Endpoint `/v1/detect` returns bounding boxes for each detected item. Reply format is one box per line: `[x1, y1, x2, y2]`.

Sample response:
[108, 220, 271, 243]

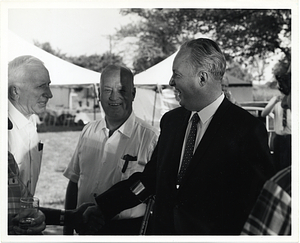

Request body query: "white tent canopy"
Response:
[134, 50, 250, 88]
[134, 52, 177, 86]
[7, 31, 171, 127]
[7, 33, 252, 127]
[8, 30, 100, 86]
[133, 50, 253, 127]
[133, 52, 180, 127]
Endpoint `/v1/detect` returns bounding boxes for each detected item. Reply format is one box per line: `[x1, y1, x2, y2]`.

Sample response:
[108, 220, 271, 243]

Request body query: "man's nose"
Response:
[169, 76, 175, 86]
[44, 87, 53, 99]
[109, 89, 118, 100]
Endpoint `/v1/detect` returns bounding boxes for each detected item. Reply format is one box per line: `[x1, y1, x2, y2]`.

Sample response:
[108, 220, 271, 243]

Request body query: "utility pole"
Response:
[108, 35, 112, 55]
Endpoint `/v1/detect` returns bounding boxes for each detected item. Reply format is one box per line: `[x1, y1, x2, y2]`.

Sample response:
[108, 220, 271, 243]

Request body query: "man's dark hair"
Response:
[276, 72, 291, 95]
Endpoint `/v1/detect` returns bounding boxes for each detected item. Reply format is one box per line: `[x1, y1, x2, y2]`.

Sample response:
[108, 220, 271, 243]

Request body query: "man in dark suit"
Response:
[81, 38, 275, 235]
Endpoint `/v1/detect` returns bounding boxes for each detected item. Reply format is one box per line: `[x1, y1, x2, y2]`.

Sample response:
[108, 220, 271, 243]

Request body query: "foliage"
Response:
[67, 52, 124, 73]
[34, 41, 125, 73]
[116, 9, 194, 73]
[226, 60, 253, 82]
[116, 8, 291, 78]
[202, 9, 291, 59]
[33, 41, 67, 59]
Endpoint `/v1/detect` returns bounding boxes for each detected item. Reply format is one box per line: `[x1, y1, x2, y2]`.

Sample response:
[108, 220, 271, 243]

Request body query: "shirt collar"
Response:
[118, 112, 135, 138]
[8, 100, 33, 129]
[102, 111, 136, 138]
[191, 93, 225, 124]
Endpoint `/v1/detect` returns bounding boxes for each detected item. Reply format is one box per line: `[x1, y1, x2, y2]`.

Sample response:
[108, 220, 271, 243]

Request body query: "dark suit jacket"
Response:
[96, 98, 275, 235]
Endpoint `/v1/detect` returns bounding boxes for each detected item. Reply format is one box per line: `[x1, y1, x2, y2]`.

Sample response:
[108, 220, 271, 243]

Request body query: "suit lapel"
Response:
[169, 109, 191, 182]
[179, 98, 232, 186]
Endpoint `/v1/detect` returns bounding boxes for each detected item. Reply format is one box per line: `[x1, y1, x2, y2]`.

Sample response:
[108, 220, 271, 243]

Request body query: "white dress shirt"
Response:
[272, 102, 291, 135]
[179, 94, 225, 171]
[64, 112, 158, 219]
[8, 100, 43, 196]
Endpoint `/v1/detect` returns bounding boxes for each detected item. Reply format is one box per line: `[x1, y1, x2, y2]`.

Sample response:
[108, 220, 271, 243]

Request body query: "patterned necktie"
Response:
[177, 113, 200, 185]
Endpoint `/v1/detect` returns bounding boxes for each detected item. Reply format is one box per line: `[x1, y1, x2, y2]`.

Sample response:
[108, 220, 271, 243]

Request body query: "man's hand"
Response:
[276, 95, 283, 102]
[78, 205, 106, 235]
[64, 202, 94, 230]
[12, 209, 46, 235]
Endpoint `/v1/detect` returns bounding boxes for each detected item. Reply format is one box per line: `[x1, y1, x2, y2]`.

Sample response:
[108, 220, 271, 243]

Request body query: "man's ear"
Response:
[197, 71, 208, 87]
[8, 85, 19, 101]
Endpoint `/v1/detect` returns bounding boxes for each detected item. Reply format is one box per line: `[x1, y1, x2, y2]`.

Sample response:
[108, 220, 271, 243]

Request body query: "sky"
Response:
[6, 1, 298, 59]
[2, 1, 299, 79]
[8, 8, 137, 56]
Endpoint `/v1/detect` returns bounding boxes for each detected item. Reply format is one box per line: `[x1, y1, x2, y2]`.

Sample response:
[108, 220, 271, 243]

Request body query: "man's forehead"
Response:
[174, 49, 190, 65]
[21, 72, 51, 88]
[173, 52, 194, 74]
[25, 62, 47, 71]
[102, 71, 120, 83]
[26, 64, 48, 75]
[101, 68, 120, 80]
[101, 69, 132, 87]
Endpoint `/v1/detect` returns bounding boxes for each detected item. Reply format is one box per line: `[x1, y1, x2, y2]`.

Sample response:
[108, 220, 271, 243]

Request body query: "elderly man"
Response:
[8, 55, 53, 196]
[63, 64, 158, 235]
[7, 56, 102, 236]
[82, 38, 275, 235]
[8, 55, 52, 235]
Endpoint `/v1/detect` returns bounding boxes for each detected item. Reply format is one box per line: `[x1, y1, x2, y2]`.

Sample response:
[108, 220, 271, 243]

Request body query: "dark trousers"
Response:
[273, 134, 291, 171]
[97, 216, 144, 235]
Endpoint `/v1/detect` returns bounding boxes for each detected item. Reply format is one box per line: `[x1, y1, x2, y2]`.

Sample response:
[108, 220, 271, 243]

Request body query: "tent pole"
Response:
[69, 88, 72, 110]
[93, 84, 97, 120]
[152, 85, 158, 126]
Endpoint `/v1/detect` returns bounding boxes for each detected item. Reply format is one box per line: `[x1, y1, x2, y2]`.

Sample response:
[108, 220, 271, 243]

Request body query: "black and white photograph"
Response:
[1, 0, 299, 242]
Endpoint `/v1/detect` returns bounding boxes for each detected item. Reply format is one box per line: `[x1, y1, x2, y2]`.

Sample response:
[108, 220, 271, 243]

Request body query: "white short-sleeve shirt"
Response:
[272, 102, 291, 135]
[64, 112, 158, 219]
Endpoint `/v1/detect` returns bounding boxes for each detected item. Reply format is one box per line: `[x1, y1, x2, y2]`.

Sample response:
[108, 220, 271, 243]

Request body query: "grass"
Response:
[34, 129, 82, 235]
[35, 130, 82, 209]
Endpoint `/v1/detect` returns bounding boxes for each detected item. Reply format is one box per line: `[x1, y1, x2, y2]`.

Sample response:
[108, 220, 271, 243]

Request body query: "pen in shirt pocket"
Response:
[38, 140, 43, 151]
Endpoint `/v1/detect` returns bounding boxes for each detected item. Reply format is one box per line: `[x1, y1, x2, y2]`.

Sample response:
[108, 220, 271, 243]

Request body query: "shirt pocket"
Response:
[118, 156, 145, 181]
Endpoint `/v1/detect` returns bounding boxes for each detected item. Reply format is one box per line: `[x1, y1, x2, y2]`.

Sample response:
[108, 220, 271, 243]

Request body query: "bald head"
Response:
[101, 64, 134, 88]
[99, 64, 136, 129]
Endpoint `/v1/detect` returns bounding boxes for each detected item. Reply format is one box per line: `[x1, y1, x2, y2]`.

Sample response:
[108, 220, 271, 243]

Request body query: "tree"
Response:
[226, 59, 253, 83]
[116, 8, 291, 77]
[67, 52, 125, 73]
[201, 9, 291, 59]
[34, 41, 67, 59]
[116, 9, 196, 73]
[34, 41, 125, 73]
